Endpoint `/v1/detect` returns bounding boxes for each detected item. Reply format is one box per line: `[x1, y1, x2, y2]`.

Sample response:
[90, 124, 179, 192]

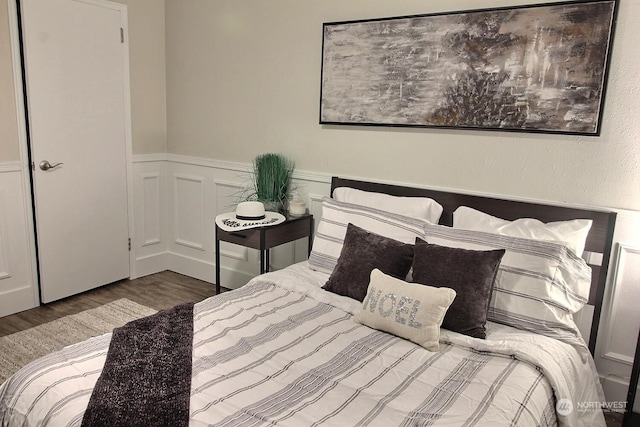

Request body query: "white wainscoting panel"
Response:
[132, 158, 168, 278]
[573, 305, 594, 349]
[594, 209, 640, 409]
[214, 179, 248, 263]
[173, 173, 206, 250]
[141, 173, 162, 247]
[0, 166, 39, 317]
[602, 244, 640, 365]
[159, 155, 332, 289]
[0, 187, 11, 280]
[165, 159, 237, 287]
[3, 1, 40, 317]
[308, 193, 325, 220]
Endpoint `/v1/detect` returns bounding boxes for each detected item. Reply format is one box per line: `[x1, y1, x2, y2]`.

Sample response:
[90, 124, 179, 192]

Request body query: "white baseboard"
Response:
[166, 252, 254, 290]
[0, 285, 39, 318]
[601, 374, 640, 411]
[132, 252, 169, 279]
[135, 251, 256, 291]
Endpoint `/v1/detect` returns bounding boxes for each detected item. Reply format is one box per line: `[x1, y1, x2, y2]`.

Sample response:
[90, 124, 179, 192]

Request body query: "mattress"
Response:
[0, 262, 606, 426]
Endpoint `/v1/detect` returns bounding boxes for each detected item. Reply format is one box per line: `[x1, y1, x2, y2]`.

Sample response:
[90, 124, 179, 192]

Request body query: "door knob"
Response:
[39, 160, 64, 171]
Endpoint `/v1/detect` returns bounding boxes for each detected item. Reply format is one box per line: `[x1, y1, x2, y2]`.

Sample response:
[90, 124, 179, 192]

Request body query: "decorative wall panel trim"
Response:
[308, 193, 325, 227]
[132, 155, 619, 211]
[601, 243, 640, 365]
[8, 0, 40, 312]
[213, 179, 247, 210]
[133, 252, 168, 279]
[218, 245, 249, 262]
[141, 173, 162, 246]
[173, 173, 206, 250]
[214, 179, 249, 262]
[0, 187, 11, 280]
[0, 162, 22, 173]
[132, 153, 168, 163]
[0, 168, 39, 316]
[169, 154, 249, 174]
[167, 154, 331, 185]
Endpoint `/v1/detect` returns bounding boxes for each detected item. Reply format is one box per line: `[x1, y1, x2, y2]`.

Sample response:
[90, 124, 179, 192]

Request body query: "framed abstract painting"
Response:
[320, 0, 618, 135]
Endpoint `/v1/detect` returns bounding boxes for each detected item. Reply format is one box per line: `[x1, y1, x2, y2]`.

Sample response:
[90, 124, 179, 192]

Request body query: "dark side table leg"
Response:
[215, 226, 221, 295]
[308, 217, 314, 255]
[265, 250, 270, 273]
[260, 228, 267, 274]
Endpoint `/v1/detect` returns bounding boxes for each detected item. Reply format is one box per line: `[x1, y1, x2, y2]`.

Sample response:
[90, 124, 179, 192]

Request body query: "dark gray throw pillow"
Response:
[411, 238, 505, 339]
[322, 223, 414, 302]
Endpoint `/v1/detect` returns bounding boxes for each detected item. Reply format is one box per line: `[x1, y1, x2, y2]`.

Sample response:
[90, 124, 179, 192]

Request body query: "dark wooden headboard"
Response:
[330, 177, 617, 354]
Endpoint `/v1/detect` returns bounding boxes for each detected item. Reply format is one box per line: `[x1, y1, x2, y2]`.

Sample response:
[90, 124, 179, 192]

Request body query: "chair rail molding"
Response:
[0, 162, 22, 173]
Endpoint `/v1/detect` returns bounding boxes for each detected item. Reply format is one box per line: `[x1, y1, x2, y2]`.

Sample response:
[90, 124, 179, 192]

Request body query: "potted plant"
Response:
[245, 153, 294, 212]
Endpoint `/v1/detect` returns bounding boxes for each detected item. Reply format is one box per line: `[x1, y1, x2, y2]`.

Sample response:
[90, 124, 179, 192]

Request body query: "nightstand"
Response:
[214, 213, 313, 294]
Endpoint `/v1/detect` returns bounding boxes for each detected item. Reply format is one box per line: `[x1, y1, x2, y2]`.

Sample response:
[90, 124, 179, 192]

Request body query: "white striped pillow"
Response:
[422, 223, 592, 344]
[453, 206, 592, 257]
[333, 187, 443, 222]
[308, 197, 429, 275]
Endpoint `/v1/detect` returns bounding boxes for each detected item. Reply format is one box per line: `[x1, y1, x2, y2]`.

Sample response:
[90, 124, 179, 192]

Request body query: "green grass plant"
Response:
[247, 153, 294, 205]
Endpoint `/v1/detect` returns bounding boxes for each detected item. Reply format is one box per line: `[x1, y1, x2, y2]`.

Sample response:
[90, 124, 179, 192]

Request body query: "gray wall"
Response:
[2, 0, 638, 206]
[165, 0, 640, 211]
[0, 0, 20, 162]
[0, 0, 167, 160]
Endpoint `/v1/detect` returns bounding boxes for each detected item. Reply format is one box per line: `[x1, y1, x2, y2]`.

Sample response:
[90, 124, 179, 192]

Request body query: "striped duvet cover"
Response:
[0, 263, 606, 426]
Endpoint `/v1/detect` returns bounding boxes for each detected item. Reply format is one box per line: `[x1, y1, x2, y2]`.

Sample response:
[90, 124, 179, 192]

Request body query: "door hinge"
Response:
[128, 238, 131, 251]
[120, 28, 124, 43]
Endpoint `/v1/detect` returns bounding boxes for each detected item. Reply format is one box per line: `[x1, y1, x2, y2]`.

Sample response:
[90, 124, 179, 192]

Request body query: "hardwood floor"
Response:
[0, 271, 224, 338]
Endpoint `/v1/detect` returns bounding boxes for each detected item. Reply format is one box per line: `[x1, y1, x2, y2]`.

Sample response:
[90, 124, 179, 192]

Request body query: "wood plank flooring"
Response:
[0, 271, 224, 338]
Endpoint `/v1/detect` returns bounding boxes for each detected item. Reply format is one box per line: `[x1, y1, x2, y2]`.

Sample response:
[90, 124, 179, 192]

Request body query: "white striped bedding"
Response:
[0, 263, 606, 426]
[422, 222, 592, 345]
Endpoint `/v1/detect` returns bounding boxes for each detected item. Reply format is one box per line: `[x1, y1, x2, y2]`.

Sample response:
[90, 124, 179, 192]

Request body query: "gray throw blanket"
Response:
[81, 302, 194, 427]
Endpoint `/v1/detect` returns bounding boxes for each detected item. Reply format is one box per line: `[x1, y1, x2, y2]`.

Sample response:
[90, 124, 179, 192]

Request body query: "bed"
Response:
[0, 177, 617, 426]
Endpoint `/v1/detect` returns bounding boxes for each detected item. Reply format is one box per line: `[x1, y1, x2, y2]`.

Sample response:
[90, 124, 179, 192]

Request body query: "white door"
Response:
[21, 0, 131, 303]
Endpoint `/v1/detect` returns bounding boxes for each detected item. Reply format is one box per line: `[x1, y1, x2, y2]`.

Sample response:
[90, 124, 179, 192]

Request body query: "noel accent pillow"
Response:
[354, 269, 456, 352]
